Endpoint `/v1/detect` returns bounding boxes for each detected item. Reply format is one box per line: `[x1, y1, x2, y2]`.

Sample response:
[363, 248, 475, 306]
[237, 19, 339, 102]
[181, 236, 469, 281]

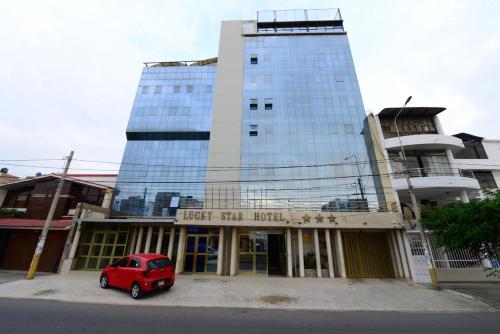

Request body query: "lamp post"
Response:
[344, 154, 365, 200]
[394, 96, 437, 284]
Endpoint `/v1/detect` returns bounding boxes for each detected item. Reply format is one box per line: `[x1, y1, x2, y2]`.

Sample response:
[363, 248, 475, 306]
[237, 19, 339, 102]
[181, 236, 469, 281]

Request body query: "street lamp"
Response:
[393, 96, 437, 284]
[344, 154, 365, 200]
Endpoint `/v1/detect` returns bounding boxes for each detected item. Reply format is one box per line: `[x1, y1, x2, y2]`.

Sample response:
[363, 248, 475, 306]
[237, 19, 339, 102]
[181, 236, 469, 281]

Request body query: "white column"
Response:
[390, 231, 404, 277]
[335, 229, 346, 278]
[128, 227, 138, 254]
[155, 227, 165, 254]
[144, 226, 153, 253]
[396, 230, 411, 278]
[286, 228, 293, 277]
[230, 227, 238, 276]
[167, 226, 176, 258]
[175, 226, 186, 274]
[135, 226, 144, 254]
[217, 227, 225, 276]
[460, 190, 470, 203]
[325, 229, 335, 278]
[297, 228, 305, 278]
[68, 222, 82, 260]
[313, 229, 322, 278]
[101, 188, 114, 209]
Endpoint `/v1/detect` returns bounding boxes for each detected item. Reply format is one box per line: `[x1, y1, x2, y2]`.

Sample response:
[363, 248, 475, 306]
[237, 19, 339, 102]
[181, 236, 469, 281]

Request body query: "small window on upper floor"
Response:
[250, 55, 258, 64]
[250, 99, 258, 110]
[141, 86, 149, 94]
[249, 125, 258, 136]
[186, 85, 194, 93]
[264, 98, 273, 110]
[173, 85, 181, 93]
[154, 85, 162, 94]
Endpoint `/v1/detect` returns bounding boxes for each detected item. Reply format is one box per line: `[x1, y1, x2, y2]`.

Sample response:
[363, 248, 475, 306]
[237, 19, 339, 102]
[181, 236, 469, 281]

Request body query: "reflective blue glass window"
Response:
[240, 34, 381, 211]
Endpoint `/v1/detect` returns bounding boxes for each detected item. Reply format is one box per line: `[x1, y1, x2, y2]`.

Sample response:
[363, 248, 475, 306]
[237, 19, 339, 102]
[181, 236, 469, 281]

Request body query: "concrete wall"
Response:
[205, 20, 248, 208]
[436, 268, 499, 282]
[366, 114, 400, 211]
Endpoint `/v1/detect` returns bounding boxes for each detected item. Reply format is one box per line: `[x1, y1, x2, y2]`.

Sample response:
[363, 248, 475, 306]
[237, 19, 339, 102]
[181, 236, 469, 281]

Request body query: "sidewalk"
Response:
[0, 271, 495, 312]
[440, 282, 500, 308]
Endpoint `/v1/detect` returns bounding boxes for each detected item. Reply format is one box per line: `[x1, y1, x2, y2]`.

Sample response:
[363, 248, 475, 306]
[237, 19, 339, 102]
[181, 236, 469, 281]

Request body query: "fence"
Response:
[407, 232, 499, 269]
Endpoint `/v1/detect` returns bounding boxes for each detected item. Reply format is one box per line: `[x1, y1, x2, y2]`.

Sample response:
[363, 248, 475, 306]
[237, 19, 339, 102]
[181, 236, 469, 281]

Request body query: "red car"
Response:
[99, 254, 175, 299]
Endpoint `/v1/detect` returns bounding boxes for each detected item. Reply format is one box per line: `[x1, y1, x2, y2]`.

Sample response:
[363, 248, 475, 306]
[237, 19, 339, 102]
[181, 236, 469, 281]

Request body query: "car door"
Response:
[109, 257, 130, 289]
[124, 257, 143, 289]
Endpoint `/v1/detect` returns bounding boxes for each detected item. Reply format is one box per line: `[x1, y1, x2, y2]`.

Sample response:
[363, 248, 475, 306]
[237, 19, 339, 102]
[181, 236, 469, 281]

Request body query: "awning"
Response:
[0, 219, 72, 230]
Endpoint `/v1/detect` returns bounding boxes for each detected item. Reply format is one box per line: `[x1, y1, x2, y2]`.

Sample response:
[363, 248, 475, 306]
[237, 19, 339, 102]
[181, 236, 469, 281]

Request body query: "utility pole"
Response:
[344, 155, 365, 200]
[27, 151, 74, 280]
[394, 97, 438, 284]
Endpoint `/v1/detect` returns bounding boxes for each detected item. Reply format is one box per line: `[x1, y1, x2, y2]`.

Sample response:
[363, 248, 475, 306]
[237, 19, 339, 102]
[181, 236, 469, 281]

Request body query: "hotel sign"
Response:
[182, 210, 286, 222]
[176, 209, 403, 229]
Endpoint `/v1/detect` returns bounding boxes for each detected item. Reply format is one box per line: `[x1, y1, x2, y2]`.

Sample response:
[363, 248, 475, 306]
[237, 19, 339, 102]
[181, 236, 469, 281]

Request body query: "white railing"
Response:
[393, 167, 475, 179]
[408, 233, 500, 269]
[428, 235, 500, 269]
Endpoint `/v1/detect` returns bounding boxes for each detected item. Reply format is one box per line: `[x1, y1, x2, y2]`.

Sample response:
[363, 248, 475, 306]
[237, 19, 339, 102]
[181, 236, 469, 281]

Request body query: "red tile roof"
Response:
[0, 219, 72, 230]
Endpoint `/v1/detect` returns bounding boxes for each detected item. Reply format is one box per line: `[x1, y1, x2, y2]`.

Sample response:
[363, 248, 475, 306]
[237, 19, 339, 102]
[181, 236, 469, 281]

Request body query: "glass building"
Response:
[76, 9, 408, 280]
[240, 34, 379, 210]
[112, 9, 385, 217]
[112, 62, 216, 217]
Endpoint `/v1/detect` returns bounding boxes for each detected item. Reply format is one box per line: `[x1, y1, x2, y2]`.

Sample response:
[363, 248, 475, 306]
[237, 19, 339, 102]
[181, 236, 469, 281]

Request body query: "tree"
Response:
[421, 190, 500, 277]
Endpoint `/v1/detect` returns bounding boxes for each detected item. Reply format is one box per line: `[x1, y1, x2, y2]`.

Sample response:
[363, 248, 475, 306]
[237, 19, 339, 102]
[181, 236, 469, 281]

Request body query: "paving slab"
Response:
[0, 271, 494, 312]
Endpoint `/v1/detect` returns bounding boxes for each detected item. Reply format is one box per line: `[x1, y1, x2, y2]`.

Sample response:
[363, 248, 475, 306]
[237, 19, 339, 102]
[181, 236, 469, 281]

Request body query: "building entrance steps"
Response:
[0, 271, 493, 312]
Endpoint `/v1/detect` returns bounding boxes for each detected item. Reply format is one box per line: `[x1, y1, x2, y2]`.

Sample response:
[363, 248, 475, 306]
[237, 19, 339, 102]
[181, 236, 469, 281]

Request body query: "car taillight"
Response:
[143, 270, 150, 278]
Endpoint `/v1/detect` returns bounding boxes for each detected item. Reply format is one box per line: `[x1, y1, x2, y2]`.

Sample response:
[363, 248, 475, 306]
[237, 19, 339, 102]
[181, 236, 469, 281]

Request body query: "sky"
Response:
[1, 0, 499, 177]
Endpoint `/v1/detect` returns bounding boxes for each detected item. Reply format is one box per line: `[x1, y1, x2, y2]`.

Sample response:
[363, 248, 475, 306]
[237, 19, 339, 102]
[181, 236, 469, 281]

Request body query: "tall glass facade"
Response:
[112, 65, 215, 217]
[240, 34, 381, 210]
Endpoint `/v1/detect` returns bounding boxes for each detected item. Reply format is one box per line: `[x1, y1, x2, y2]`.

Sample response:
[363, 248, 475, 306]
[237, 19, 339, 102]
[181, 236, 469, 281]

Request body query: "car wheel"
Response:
[164, 285, 172, 291]
[131, 283, 142, 299]
[100, 275, 109, 289]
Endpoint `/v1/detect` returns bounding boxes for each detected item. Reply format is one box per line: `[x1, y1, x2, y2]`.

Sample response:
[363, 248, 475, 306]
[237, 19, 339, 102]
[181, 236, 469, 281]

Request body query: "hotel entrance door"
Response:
[268, 233, 286, 275]
[239, 232, 267, 274]
[184, 227, 219, 273]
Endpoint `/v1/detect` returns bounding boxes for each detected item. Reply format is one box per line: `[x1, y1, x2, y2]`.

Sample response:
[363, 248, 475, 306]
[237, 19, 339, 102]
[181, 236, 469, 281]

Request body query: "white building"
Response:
[368, 107, 498, 282]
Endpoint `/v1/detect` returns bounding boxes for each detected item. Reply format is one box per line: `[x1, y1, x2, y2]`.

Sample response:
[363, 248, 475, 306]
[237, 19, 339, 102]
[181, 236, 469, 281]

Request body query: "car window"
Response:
[147, 258, 172, 270]
[128, 258, 141, 268]
[112, 257, 129, 268]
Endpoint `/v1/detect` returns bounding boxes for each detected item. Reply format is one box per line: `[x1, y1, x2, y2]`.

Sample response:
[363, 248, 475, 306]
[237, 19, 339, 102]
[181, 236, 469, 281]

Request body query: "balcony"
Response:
[391, 167, 480, 201]
[384, 134, 465, 153]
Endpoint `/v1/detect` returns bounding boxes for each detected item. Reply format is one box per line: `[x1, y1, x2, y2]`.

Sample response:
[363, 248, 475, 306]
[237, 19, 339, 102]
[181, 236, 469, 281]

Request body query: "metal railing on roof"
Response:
[144, 57, 217, 68]
[256, 8, 344, 33]
[257, 8, 342, 23]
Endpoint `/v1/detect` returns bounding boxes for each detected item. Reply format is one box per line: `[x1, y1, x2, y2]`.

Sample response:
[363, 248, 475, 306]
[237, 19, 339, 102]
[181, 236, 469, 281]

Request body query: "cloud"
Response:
[0, 0, 499, 177]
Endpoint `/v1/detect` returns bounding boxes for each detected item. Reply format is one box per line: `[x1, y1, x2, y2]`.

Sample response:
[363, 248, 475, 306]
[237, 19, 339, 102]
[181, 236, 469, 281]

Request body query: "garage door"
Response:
[342, 231, 394, 278]
[0, 229, 67, 272]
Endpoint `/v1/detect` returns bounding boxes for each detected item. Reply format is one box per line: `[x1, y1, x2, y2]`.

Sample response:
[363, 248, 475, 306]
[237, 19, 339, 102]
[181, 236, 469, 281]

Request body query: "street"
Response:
[0, 298, 498, 334]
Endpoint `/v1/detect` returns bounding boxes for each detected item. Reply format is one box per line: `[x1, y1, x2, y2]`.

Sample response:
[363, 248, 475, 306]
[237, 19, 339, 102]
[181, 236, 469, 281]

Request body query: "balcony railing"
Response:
[392, 167, 475, 179]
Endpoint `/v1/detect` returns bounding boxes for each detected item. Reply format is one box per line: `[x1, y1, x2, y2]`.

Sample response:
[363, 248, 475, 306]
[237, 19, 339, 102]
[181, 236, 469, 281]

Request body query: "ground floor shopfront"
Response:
[71, 209, 412, 280]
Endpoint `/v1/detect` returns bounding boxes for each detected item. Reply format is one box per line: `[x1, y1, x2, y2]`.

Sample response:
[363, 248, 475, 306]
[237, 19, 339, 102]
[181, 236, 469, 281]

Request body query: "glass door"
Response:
[239, 232, 268, 274]
[184, 228, 219, 273]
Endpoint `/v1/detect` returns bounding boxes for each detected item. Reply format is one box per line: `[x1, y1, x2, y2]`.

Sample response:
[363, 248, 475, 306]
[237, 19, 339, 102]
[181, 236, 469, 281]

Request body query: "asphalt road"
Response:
[1, 298, 499, 334]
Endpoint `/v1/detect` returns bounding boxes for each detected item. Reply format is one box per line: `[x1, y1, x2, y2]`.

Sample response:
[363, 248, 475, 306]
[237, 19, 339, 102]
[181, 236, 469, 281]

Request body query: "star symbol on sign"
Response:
[328, 215, 336, 223]
[315, 214, 324, 223]
[302, 214, 311, 223]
